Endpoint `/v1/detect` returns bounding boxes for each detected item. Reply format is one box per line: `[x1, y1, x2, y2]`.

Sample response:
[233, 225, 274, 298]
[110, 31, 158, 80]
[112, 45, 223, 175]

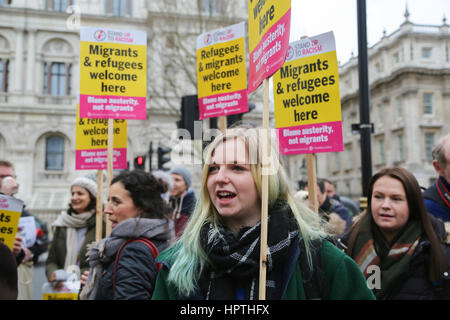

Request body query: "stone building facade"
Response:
[314, 13, 450, 199]
[0, 0, 262, 222]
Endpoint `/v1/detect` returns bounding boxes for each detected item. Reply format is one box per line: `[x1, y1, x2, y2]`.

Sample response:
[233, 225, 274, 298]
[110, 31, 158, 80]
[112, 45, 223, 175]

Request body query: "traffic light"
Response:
[134, 155, 146, 170]
[148, 141, 153, 172]
[178, 95, 199, 139]
[157, 146, 171, 171]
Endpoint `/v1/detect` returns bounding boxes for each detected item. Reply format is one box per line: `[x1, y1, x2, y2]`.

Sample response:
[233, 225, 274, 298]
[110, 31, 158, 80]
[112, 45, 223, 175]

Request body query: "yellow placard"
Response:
[197, 37, 247, 98]
[43, 293, 79, 300]
[0, 209, 22, 250]
[273, 50, 341, 128]
[79, 42, 146, 97]
[76, 105, 127, 150]
[248, 0, 291, 52]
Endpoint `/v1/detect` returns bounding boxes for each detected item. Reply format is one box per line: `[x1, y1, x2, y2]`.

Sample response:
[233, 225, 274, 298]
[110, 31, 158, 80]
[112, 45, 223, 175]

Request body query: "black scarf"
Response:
[198, 202, 299, 300]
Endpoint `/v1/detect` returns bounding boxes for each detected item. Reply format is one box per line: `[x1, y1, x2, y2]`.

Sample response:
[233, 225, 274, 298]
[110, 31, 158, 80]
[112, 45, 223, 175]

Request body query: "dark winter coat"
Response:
[423, 177, 450, 222]
[93, 238, 170, 300]
[339, 216, 450, 300]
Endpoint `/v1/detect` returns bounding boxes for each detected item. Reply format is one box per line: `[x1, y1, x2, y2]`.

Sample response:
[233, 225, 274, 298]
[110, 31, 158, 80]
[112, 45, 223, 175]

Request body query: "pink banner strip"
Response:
[277, 121, 343, 155]
[248, 9, 291, 94]
[198, 89, 248, 120]
[76, 148, 127, 170]
[79, 94, 146, 119]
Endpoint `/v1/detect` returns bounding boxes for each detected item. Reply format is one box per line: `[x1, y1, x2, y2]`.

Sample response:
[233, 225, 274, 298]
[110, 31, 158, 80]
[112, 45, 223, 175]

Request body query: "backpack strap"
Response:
[299, 238, 329, 300]
[113, 237, 161, 290]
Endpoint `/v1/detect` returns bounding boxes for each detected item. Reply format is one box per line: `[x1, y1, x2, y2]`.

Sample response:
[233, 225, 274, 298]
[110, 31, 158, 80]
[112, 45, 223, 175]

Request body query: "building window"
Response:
[377, 104, 383, 124]
[395, 96, 403, 120]
[378, 139, 385, 164]
[45, 136, 65, 171]
[199, 0, 223, 15]
[334, 152, 341, 172]
[393, 52, 400, 64]
[397, 134, 404, 162]
[0, 0, 12, 6]
[43, 62, 72, 96]
[0, 59, 9, 92]
[346, 147, 353, 170]
[46, 0, 74, 12]
[423, 93, 433, 115]
[425, 132, 435, 161]
[421, 47, 432, 59]
[375, 62, 382, 73]
[106, 0, 132, 17]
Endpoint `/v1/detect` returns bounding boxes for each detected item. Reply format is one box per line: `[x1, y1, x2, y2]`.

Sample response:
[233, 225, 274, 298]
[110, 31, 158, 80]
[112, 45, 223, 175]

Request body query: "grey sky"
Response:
[290, 0, 450, 64]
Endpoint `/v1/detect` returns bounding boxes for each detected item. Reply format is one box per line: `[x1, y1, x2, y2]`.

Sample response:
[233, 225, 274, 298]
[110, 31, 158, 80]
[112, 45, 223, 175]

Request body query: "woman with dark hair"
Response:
[46, 175, 102, 284]
[80, 170, 174, 300]
[341, 167, 450, 299]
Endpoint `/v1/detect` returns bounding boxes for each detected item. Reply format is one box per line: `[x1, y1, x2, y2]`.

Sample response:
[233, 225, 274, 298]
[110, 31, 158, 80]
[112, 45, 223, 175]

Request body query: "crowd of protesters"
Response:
[0, 130, 449, 300]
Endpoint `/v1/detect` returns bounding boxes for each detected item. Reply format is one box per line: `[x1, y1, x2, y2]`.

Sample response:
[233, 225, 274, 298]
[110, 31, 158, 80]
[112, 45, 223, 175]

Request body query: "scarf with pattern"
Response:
[198, 202, 299, 300]
[351, 214, 422, 299]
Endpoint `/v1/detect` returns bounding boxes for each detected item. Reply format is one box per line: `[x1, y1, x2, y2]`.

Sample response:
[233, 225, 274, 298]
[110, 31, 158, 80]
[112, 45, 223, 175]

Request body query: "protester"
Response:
[45, 174, 102, 283]
[0, 242, 18, 300]
[79, 170, 174, 300]
[152, 126, 375, 300]
[169, 165, 197, 238]
[304, 179, 351, 235]
[340, 167, 450, 299]
[0, 160, 42, 299]
[423, 134, 450, 222]
[323, 178, 359, 217]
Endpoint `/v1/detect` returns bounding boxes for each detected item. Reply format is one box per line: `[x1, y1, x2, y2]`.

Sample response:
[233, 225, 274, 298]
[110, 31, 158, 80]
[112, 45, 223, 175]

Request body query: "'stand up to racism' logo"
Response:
[286, 45, 294, 61]
[94, 30, 106, 41]
[204, 33, 212, 46]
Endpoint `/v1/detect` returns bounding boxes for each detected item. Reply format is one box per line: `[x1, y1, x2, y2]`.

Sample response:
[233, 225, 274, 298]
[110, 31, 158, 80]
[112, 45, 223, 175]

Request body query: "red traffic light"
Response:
[137, 156, 144, 166]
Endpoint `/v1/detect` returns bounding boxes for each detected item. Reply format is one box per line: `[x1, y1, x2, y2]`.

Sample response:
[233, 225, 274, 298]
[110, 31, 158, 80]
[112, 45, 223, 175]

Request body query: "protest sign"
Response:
[0, 194, 24, 250]
[196, 22, 248, 120]
[42, 272, 80, 300]
[248, 0, 291, 93]
[273, 31, 343, 155]
[76, 105, 127, 170]
[79, 27, 147, 119]
[18, 216, 36, 249]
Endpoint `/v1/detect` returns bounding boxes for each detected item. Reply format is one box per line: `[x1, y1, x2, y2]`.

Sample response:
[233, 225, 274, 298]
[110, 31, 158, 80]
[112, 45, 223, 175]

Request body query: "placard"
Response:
[79, 27, 147, 119]
[248, 0, 291, 93]
[273, 32, 343, 155]
[196, 22, 248, 120]
[0, 194, 24, 250]
[76, 105, 127, 170]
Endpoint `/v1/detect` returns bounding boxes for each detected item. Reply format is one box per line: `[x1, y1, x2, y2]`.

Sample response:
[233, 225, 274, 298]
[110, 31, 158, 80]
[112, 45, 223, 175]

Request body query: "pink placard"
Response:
[75, 148, 127, 170]
[277, 121, 344, 155]
[198, 89, 248, 120]
[79, 94, 146, 119]
[248, 9, 291, 94]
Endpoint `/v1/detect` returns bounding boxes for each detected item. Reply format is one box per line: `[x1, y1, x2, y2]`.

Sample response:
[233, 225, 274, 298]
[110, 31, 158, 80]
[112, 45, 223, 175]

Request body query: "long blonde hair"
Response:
[166, 126, 328, 296]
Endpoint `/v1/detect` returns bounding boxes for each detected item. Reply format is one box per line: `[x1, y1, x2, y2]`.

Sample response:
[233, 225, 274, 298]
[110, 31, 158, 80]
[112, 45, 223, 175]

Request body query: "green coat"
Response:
[152, 240, 375, 300]
[45, 213, 103, 279]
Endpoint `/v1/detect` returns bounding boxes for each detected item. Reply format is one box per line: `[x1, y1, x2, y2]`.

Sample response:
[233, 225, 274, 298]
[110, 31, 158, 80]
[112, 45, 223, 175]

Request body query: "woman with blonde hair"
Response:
[152, 126, 374, 300]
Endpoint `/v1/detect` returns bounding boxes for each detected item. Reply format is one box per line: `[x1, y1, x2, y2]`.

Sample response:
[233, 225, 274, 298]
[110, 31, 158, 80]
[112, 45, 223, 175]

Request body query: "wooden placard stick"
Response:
[219, 116, 227, 133]
[307, 153, 319, 213]
[259, 78, 270, 300]
[95, 169, 103, 242]
[298, 35, 319, 214]
[105, 118, 114, 236]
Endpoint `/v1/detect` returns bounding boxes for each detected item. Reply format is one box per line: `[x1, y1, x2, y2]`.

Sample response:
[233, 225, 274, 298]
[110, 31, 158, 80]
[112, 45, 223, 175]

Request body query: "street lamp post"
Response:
[357, 0, 373, 197]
